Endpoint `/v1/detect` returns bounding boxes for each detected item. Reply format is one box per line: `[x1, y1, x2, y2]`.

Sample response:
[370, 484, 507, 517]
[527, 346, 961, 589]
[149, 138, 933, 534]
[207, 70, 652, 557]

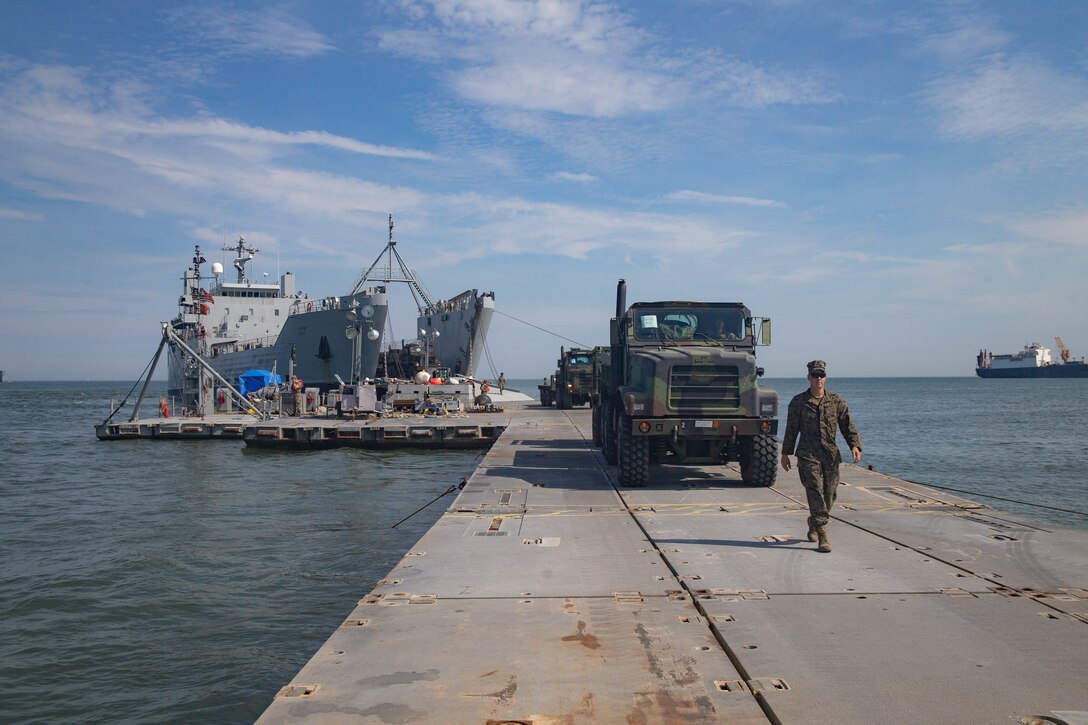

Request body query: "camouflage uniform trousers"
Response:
[797, 455, 841, 528]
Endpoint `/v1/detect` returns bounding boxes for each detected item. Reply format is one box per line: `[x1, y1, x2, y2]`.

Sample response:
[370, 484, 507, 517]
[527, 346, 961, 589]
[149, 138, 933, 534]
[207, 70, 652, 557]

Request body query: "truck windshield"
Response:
[633, 308, 746, 342]
[567, 353, 592, 365]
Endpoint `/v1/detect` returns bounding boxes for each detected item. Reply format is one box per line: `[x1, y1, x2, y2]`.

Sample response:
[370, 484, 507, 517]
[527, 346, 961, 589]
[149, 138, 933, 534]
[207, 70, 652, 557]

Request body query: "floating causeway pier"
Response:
[94, 413, 508, 449]
[258, 406, 1087, 723]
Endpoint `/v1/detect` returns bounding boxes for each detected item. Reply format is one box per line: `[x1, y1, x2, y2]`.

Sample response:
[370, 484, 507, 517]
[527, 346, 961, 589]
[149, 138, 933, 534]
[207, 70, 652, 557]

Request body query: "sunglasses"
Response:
[808, 371, 826, 378]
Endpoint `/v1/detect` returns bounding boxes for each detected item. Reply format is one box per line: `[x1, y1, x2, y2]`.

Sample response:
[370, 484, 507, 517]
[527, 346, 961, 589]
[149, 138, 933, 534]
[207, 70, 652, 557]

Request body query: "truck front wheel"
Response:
[740, 434, 779, 487]
[618, 414, 649, 487]
[603, 403, 618, 465]
[591, 404, 602, 446]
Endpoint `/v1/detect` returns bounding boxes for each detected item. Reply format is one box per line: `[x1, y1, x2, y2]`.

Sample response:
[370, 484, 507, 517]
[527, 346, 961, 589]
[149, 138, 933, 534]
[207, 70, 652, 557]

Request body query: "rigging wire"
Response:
[901, 478, 1087, 517]
[102, 349, 159, 424]
[482, 338, 498, 381]
[492, 309, 589, 348]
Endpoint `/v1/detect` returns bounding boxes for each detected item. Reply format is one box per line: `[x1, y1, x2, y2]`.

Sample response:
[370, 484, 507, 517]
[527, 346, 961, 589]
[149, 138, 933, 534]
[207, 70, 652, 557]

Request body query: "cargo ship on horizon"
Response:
[976, 338, 1088, 378]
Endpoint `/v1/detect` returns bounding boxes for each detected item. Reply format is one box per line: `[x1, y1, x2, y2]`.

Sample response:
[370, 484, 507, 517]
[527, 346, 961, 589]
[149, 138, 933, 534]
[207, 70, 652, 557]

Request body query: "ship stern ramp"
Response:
[258, 408, 1088, 724]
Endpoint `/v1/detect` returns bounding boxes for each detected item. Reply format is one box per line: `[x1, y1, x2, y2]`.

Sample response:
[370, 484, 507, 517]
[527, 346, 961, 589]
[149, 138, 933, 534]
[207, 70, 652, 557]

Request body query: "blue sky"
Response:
[2, 1, 1087, 380]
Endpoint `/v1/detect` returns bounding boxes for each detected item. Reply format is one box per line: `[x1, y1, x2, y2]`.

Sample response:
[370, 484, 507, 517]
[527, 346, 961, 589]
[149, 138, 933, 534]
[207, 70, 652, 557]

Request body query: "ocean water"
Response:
[1, 377, 1085, 724]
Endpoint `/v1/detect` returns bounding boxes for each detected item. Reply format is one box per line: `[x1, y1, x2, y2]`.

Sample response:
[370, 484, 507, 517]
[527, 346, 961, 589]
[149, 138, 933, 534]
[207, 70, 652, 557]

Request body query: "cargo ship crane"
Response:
[352, 214, 437, 314]
[1055, 336, 1071, 363]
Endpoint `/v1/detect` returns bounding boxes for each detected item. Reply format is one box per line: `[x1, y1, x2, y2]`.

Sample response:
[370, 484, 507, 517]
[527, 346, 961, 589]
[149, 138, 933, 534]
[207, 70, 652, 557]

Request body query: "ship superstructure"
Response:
[167, 238, 388, 412]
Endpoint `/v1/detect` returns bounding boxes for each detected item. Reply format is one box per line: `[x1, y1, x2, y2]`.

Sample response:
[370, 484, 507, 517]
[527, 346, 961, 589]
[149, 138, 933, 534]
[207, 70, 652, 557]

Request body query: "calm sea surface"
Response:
[1, 377, 1086, 724]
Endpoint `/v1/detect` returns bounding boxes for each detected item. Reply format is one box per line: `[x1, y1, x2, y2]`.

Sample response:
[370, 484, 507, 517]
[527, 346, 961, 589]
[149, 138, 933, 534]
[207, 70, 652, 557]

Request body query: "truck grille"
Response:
[668, 365, 740, 411]
[572, 370, 592, 387]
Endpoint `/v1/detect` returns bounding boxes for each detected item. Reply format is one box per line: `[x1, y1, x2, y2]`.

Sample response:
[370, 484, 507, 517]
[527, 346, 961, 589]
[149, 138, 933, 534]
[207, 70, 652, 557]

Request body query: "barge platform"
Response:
[94, 412, 510, 449]
[258, 406, 1087, 724]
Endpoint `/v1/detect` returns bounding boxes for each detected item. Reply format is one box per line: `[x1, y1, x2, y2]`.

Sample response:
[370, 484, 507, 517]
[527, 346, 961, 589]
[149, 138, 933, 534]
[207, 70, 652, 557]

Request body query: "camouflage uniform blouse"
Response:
[781, 391, 861, 463]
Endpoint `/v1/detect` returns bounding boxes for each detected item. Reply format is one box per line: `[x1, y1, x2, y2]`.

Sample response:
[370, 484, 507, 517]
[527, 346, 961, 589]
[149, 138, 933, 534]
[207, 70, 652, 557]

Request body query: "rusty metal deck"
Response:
[257, 407, 1088, 724]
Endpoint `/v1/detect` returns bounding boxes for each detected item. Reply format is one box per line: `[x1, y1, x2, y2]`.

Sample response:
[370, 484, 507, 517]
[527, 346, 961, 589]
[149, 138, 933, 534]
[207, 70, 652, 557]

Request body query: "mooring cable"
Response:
[894, 477, 1088, 517]
[492, 309, 588, 349]
[390, 477, 467, 529]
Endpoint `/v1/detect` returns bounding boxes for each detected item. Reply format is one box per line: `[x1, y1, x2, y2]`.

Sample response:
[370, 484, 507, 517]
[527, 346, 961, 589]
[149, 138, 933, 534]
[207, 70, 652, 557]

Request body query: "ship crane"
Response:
[351, 214, 437, 314]
[1055, 336, 1071, 363]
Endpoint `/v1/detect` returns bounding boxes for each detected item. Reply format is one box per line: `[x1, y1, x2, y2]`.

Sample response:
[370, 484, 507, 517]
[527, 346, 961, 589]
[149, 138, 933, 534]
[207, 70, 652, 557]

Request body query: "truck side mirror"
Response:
[759, 318, 771, 346]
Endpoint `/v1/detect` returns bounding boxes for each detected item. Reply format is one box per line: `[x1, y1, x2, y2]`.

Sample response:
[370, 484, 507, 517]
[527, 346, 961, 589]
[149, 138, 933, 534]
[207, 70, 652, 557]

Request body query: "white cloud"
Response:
[0, 62, 765, 270]
[1007, 210, 1088, 247]
[2, 65, 436, 161]
[551, 171, 596, 183]
[928, 54, 1088, 139]
[920, 19, 1013, 62]
[167, 5, 337, 59]
[382, 0, 834, 118]
[0, 207, 42, 221]
[667, 190, 785, 208]
[454, 57, 676, 117]
[0, 64, 433, 222]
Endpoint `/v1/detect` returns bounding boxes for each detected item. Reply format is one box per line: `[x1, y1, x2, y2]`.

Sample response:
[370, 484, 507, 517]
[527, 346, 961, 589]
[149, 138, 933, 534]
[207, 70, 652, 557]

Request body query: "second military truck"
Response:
[595, 280, 779, 487]
[540, 347, 595, 409]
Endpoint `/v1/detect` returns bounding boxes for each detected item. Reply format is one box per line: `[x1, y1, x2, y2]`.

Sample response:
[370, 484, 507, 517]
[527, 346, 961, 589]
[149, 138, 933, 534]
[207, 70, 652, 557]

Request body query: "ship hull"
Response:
[418, 290, 495, 378]
[168, 291, 388, 398]
[976, 363, 1088, 378]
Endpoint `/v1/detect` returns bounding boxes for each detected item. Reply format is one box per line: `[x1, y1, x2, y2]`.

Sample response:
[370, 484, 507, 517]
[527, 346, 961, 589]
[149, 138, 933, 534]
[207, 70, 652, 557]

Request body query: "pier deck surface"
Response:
[258, 407, 1088, 724]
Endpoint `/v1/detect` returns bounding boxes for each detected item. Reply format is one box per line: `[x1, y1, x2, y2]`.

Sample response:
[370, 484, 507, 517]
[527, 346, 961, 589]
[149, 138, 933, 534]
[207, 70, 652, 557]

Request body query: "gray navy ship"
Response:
[976, 338, 1088, 378]
[167, 217, 494, 412]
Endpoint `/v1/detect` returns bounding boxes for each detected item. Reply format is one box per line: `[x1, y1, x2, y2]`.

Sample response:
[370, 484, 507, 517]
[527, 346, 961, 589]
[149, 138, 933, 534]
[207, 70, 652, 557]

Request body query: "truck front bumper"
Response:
[629, 418, 778, 437]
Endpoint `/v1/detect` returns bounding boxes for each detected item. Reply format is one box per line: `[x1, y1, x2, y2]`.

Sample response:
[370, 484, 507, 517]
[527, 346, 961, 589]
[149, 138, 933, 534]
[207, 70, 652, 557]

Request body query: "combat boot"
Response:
[807, 524, 818, 542]
[816, 526, 831, 553]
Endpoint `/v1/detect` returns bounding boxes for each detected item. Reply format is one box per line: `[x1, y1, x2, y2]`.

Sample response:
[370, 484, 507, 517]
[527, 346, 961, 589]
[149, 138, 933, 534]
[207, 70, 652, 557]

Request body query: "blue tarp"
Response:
[237, 370, 282, 395]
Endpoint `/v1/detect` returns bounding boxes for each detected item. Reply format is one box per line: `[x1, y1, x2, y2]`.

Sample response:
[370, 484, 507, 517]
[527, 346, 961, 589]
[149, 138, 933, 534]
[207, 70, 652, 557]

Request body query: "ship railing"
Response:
[211, 332, 280, 355]
[286, 296, 354, 316]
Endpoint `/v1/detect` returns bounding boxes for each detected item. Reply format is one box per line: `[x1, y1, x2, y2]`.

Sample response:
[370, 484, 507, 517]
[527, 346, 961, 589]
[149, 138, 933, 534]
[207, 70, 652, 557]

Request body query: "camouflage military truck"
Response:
[544, 346, 595, 409]
[590, 345, 610, 447]
[598, 280, 779, 487]
[537, 374, 556, 407]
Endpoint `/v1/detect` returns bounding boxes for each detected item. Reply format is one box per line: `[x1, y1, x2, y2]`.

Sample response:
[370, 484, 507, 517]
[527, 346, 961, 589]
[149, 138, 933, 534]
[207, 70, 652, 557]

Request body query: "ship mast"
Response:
[351, 215, 436, 314]
[225, 236, 259, 284]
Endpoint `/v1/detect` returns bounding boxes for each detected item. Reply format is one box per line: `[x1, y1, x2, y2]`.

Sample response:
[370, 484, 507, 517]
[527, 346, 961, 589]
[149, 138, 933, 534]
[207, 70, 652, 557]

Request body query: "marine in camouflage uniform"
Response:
[780, 360, 861, 552]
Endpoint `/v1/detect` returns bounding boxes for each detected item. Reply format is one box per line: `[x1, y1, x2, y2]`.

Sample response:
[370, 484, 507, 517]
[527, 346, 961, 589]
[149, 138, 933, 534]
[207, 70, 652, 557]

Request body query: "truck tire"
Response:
[603, 403, 618, 465]
[740, 434, 779, 487]
[556, 389, 569, 410]
[618, 414, 649, 487]
[591, 404, 602, 446]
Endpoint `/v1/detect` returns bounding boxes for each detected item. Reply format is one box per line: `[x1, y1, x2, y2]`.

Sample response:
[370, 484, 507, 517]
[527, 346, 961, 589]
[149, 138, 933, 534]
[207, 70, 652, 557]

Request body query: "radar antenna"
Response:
[351, 215, 436, 314]
[224, 236, 259, 284]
